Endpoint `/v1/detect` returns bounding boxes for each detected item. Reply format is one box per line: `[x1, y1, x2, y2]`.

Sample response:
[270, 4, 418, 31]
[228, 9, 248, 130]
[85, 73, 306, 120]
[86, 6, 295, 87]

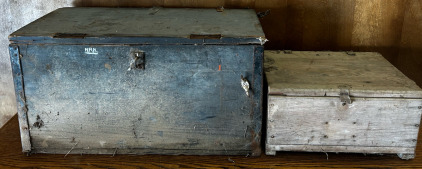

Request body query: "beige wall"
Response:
[0, 0, 73, 127]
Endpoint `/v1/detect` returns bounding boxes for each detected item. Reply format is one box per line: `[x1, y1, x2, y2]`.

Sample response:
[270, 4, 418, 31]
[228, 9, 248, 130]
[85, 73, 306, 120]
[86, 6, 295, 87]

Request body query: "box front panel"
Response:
[267, 96, 422, 154]
[20, 44, 260, 155]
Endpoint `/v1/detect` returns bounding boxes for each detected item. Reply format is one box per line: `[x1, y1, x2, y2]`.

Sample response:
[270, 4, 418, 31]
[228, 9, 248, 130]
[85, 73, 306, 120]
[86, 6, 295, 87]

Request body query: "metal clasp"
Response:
[241, 75, 250, 96]
[128, 51, 145, 71]
[339, 87, 352, 106]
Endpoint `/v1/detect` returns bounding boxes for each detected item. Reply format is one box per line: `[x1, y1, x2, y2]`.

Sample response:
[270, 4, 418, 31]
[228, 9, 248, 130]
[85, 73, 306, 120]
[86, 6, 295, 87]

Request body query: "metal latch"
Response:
[339, 87, 352, 106]
[241, 75, 250, 96]
[128, 51, 145, 71]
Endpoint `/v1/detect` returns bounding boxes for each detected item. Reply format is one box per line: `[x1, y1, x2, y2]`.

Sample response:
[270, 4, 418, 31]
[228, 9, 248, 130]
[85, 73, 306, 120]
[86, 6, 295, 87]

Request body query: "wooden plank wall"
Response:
[398, 0, 422, 89]
[72, 0, 422, 87]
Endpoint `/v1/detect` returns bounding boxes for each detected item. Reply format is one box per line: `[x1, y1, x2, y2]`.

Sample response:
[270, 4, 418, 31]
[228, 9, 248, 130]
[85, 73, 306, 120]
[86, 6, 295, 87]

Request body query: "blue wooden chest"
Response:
[9, 7, 265, 156]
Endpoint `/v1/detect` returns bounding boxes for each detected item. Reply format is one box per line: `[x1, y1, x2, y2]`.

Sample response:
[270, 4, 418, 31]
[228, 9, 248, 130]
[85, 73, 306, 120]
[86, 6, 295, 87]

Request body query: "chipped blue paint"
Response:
[252, 46, 264, 155]
[8, 7, 264, 155]
[9, 45, 31, 152]
[12, 44, 263, 155]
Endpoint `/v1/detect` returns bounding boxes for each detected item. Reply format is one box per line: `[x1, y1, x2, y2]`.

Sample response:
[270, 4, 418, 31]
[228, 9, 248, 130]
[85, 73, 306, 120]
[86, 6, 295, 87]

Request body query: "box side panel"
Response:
[9, 45, 31, 152]
[21, 44, 260, 155]
[250, 46, 264, 156]
[267, 96, 422, 154]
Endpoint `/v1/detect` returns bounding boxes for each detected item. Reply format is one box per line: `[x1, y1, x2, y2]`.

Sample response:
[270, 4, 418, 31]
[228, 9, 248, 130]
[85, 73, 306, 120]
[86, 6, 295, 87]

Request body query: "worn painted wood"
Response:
[10, 7, 265, 41]
[18, 44, 261, 155]
[9, 8, 263, 155]
[265, 51, 422, 98]
[265, 51, 422, 159]
[9, 45, 31, 152]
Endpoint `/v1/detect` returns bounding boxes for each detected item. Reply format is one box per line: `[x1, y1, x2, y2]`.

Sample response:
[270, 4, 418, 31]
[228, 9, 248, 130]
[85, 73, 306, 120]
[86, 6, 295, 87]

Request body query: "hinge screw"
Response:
[271, 135, 275, 138]
[418, 106, 422, 109]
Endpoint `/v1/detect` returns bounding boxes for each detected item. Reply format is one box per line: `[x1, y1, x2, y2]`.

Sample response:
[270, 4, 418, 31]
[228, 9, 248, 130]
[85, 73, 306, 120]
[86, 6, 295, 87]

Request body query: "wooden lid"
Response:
[9, 7, 265, 45]
[265, 50, 422, 98]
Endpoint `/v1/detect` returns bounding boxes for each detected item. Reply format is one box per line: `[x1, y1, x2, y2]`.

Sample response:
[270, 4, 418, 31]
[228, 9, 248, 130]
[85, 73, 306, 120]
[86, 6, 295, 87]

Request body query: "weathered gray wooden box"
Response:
[265, 51, 422, 159]
[9, 7, 265, 156]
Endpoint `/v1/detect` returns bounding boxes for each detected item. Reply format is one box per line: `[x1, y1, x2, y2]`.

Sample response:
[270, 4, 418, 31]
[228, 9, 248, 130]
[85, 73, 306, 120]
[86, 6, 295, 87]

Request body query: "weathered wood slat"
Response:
[265, 51, 422, 98]
[266, 145, 415, 155]
[10, 7, 265, 40]
[265, 51, 422, 159]
[267, 96, 422, 147]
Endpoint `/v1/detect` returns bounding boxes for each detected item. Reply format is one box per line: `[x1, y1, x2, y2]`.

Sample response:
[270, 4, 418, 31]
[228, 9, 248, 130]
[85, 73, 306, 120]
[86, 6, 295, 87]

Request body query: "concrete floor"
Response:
[0, 0, 73, 128]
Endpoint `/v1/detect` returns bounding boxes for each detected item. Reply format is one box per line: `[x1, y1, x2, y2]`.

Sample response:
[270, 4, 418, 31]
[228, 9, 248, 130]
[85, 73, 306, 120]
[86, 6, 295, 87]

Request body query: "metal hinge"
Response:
[53, 33, 87, 39]
[128, 51, 145, 71]
[189, 34, 222, 39]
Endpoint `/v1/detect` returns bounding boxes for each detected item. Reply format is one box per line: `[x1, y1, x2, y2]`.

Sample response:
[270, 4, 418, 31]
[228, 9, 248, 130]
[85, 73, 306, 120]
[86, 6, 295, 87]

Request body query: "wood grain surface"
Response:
[18, 44, 261, 155]
[11, 8, 264, 38]
[1, 115, 422, 168]
[398, 0, 422, 92]
[264, 51, 422, 98]
[267, 96, 422, 156]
